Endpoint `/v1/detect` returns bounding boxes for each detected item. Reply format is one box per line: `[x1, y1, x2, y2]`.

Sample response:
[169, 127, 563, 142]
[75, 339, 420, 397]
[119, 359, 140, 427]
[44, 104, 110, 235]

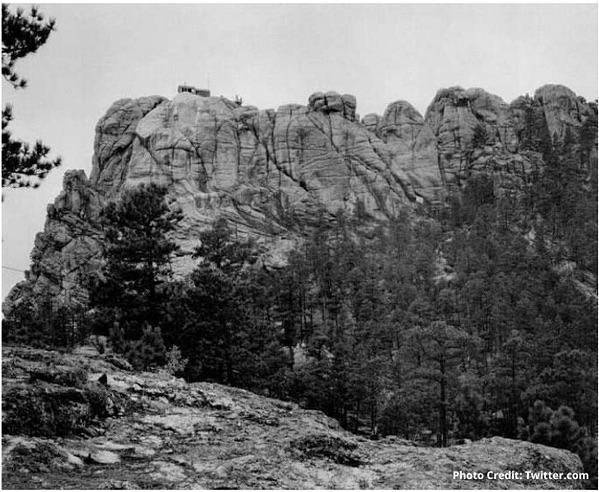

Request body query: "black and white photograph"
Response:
[1, 1, 597, 489]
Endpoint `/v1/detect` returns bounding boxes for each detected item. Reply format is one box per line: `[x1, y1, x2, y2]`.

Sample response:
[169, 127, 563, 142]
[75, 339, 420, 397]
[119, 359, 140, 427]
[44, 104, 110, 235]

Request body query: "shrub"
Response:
[575, 436, 598, 489]
[290, 434, 364, 467]
[2, 386, 91, 437]
[525, 400, 597, 488]
[89, 335, 108, 354]
[4, 441, 69, 473]
[531, 421, 552, 445]
[30, 366, 88, 388]
[472, 123, 488, 148]
[550, 406, 582, 450]
[84, 381, 131, 418]
[163, 345, 188, 375]
[2, 298, 87, 349]
[3, 378, 130, 437]
[108, 321, 126, 353]
[125, 324, 166, 371]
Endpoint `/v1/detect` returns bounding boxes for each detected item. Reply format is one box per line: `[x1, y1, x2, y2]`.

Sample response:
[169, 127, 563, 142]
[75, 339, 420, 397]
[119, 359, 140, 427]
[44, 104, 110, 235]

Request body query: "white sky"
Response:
[2, 1, 598, 300]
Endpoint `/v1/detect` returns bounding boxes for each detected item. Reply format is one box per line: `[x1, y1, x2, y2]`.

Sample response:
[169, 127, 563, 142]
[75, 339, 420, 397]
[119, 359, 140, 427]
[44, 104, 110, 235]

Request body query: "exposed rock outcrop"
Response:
[424, 86, 526, 192]
[423, 84, 598, 197]
[122, 91, 417, 243]
[4, 85, 596, 312]
[91, 96, 167, 195]
[307, 91, 357, 121]
[2, 346, 586, 489]
[534, 84, 590, 140]
[6, 91, 422, 309]
[372, 100, 443, 205]
[4, 171, 105, 311]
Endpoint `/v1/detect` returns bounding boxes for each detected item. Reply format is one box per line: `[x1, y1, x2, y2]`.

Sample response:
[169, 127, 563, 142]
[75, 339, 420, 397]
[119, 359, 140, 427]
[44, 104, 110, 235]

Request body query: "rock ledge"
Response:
[2, 345, 584, 489]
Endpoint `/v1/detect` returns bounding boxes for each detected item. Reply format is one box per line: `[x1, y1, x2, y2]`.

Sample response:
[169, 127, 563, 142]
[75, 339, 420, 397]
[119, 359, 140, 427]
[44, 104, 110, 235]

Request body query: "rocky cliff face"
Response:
[2, 345, 585, 489]
[4, 84, 596, 311]
[423, 84, 597, 195]
[13, 170, 104, 307]
[425, 87, 521, 189]
[533, 84, 594, 140]
[366, 100, 443, 205]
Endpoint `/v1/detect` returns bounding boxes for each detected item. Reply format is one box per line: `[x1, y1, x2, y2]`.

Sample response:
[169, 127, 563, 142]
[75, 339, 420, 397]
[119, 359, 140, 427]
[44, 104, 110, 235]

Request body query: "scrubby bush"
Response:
[525, 400, 596, 487]
[471, 123, 488, 148]
[84, 381, 131, 418]
[89, 334, 108, 354]
[4, 441, 69, 473]
[551, 406, 582, 450]
[2, 386, 91, 437]
[106, 321, 127, 353]
[3, 371, 130, 437]
[575, 437, 598, 489]
[290, 434, 363, 466]
[30, 366, 88, 388]
[2, 297, 87, 349]
[125, 324, 166, 371]
[531, 421, 552, 445]
[163, 345, 188, 375]
[527, 401, 583, 451]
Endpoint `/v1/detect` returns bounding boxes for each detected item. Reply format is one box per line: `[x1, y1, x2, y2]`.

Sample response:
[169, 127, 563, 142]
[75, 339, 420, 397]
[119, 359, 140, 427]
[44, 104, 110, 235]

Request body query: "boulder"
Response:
[361, 113, 381, 132]
[87, 450, 120, 465]
[308, 91, 357, 120]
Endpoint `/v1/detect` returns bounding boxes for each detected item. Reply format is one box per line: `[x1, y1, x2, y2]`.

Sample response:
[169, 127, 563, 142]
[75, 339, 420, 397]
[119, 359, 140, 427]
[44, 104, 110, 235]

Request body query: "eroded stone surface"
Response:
[5, 91, 420, 310]
[424, 84, 597, 195]
[2, 345, 585, 490]
[4, 86, 596, 314]
[533, 84, 588, 140]
[3, 170, 105, 312]
[375, 100, 443, 205]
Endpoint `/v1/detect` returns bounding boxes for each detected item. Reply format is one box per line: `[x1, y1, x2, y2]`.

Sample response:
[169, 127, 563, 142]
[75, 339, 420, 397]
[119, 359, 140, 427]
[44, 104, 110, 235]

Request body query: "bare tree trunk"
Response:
[510, 353, 518, 437]
[439, 358, 447, 447]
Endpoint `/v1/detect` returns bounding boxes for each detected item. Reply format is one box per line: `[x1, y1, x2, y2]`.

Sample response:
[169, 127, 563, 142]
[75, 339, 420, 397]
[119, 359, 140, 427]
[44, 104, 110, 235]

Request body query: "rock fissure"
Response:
[4, 85, 597, 314]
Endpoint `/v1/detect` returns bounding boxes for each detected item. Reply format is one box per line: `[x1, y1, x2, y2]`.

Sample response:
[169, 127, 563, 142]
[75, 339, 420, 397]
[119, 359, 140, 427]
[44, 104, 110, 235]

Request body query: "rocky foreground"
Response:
[2, 345, 585, 489]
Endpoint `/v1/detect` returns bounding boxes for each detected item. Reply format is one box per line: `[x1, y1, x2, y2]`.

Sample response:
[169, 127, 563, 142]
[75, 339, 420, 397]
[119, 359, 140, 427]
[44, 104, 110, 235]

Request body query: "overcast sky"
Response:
[2, 2, 598, 300]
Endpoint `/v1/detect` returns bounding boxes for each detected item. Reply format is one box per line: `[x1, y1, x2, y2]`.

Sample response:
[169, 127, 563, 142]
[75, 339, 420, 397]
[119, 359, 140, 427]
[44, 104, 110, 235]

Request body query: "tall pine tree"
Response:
[2, 4, 61, 187]
[89, 184, 181, 344]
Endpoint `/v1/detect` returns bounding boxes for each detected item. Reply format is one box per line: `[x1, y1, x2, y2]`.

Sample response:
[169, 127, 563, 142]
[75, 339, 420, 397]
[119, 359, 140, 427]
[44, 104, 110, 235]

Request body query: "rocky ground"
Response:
[2, 345, 585, 489]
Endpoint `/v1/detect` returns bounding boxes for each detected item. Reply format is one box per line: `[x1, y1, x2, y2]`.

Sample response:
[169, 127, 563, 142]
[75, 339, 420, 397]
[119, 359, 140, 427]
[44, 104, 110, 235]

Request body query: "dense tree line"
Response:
[4, 107, 597, 486]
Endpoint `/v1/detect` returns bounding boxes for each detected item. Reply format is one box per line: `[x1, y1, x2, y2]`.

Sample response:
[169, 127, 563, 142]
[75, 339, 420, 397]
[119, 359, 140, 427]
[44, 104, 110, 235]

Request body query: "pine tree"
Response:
[579, 109, 597, 168]
[406, 320, 480, 446]
[181, 217, 260, 384]
[125, 323, 167, 371]
[2, 4, 61, 187]
[193, 217, 257, 274]
[487, 330, 532, 437]
[471, 123, 488, 149]
[89, 184, 180, 344]
[2, 293, 86, 349]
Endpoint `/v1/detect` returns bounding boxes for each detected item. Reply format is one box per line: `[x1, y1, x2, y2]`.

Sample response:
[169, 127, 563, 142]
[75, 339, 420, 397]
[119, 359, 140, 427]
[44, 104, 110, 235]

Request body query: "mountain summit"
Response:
[3, 84, 596, 311]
